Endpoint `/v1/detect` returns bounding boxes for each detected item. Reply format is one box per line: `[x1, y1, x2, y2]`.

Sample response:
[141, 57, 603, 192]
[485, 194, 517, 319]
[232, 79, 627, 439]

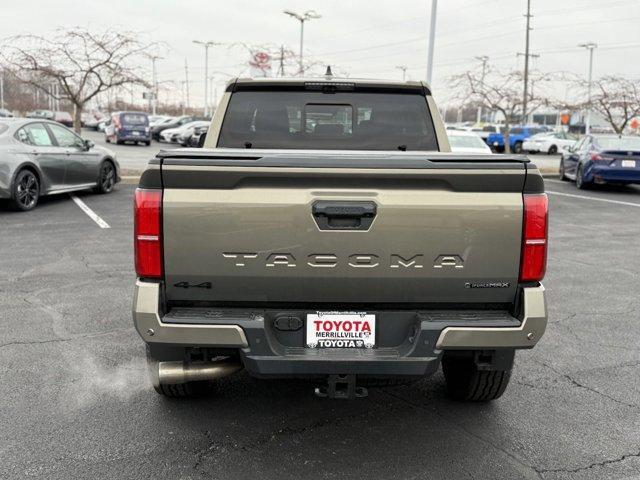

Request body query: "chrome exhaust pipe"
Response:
[151, 360, 242, 387]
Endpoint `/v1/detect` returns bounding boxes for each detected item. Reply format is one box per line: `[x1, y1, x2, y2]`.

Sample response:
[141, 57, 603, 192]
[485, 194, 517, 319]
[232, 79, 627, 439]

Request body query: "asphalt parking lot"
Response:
[79, 127, 563, 174]
[1, 177, 639, 479]
[81, 129, 181, 172]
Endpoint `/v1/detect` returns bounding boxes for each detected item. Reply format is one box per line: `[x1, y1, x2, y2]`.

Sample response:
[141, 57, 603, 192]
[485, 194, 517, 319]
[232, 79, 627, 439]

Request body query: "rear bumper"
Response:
[588, 165, 640, 183]
[117, 134, 150, 142]
[132, 280, 547, 377]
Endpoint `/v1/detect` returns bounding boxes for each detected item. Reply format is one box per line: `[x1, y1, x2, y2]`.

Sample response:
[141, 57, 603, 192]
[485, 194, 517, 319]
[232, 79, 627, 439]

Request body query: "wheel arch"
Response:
[11, 162, 46, 194]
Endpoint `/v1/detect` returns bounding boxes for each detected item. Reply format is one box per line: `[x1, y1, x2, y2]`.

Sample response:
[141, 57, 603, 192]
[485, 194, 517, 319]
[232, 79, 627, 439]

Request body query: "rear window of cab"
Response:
[218, 90, 438, 151]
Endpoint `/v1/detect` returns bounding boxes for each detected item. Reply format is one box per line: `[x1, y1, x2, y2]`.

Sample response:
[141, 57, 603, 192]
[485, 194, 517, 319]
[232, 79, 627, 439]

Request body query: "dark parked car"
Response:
[559, 134, 640, 189]
[104, 111, 151, 146]
[53, 111, 74, 128]
[0, 118, 120, 211]
[151, 115, 208, 141]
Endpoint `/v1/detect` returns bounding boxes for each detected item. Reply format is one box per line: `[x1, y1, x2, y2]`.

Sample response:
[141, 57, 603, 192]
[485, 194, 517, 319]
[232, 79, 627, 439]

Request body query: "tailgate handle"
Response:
[312, 201, 377, 231]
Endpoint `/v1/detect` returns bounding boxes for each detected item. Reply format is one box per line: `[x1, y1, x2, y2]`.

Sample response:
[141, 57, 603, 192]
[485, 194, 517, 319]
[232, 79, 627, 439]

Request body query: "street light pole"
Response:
[579, 42, 597, 135]
[475, 56, 489, 123]
[145, 55, 163, 115]
[426, 0, 438, 85]
[396, 65, 408, 81]
[193, 40, 219, 116]
[284, 10, 321, 76]
[522, 0, 533, 124]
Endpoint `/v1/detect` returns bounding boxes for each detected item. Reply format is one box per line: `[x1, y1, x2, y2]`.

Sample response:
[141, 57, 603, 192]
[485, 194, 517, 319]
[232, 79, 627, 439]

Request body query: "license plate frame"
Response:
[306, 312, 376, 349]
[622, 160, 636, 168]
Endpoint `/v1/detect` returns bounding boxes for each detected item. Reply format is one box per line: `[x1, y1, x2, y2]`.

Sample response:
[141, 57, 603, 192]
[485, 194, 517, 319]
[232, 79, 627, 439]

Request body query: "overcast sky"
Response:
[4, 0, 639, 108]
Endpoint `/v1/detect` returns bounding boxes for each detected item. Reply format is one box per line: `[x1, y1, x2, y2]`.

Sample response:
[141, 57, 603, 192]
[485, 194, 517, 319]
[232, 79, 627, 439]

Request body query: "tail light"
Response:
[134, 188, 163, 278]
[590, 152, 604, 161]
[519, 193, 548, 282]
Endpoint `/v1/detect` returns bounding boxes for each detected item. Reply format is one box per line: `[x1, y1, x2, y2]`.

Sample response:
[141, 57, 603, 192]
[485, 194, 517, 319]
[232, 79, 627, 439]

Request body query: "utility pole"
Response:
[517, 51, 539, 123]
[284, 10, 321, 76]
[579, 42, 597, 135]
[184, 58, 190, 110]
[395, 65, 408, 81]
[426, 0, 438, 85]
[522, 0, 533, 124]
[180, 81, 186, 115]
[193, 40, 219, 116]
[208, 76, 216, 114]
[147, 55, 162, 115]
[475, 56, 489, 123]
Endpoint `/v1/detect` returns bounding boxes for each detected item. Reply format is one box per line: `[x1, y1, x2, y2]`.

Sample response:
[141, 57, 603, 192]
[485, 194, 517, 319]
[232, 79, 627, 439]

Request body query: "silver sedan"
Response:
[0, 118, 120, 211]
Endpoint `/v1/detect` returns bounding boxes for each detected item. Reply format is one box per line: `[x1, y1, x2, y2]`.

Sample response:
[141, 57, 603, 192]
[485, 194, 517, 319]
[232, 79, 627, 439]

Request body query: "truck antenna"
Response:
[325, 66, 333, 79]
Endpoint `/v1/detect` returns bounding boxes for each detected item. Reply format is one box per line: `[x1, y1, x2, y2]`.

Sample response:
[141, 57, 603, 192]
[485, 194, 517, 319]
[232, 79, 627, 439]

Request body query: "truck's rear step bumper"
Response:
[133, 281, 546, 377]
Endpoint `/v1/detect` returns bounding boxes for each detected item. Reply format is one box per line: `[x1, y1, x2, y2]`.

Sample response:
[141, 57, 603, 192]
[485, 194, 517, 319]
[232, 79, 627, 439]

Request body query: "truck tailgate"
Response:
[160, 151, 528, 305]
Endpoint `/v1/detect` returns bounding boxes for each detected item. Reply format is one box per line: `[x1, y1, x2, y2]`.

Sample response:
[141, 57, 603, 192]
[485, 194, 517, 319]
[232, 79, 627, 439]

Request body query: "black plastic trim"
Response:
[523, 163, 546, 193]
[228, 78, 430, 95]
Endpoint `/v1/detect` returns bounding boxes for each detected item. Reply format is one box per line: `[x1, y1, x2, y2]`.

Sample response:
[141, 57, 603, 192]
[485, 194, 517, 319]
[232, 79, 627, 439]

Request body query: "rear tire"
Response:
[558, 159, 569, 181]
[513, 141, 523, 153]
[548, 145, 558, 155]
[95, 161, 116, 194]
[576, 164, 590, 190]
[442, 355, 512, 402]
[10, 169, 40, 211]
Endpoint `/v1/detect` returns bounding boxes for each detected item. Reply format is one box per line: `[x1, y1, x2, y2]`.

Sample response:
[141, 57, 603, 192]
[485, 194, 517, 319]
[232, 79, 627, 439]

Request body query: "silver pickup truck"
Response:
[133, 77, 548, 401]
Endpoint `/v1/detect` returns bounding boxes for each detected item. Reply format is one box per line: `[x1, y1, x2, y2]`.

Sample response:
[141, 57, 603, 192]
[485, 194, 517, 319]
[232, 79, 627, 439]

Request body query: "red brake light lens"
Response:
[590, 152, 604, 161]
[519, 194, 548, 282]
[134, 188, 163, 278]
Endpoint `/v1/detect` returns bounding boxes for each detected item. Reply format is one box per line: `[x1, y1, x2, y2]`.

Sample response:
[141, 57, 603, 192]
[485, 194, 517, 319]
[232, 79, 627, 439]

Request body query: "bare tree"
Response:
[451, 65, 551, 153]
[1, 28, 152, 132]
[588, 76, 640, 134]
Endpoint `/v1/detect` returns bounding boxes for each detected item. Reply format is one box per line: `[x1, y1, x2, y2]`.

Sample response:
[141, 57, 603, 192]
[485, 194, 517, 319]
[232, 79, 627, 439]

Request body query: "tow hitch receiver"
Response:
[314, 374, 368, 399]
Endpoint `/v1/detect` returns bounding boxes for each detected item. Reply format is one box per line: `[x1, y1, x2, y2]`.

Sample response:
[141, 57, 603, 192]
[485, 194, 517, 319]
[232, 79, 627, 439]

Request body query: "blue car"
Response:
[105, 111, 151, 146]
[487, 126, 548, 153]
[559, 134, 640, 189]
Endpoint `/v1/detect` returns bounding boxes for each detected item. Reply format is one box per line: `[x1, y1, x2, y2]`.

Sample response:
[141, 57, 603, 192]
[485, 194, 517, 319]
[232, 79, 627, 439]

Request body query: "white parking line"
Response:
[70, 195, 111, 228]
[546, 190, 640, 208]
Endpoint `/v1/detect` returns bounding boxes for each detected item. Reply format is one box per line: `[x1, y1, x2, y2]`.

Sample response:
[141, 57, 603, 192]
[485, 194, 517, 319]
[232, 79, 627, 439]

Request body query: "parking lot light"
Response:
[283, 10, 321, 76]
[193, 40, 220, 116]
[578, 42, 597, 135]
